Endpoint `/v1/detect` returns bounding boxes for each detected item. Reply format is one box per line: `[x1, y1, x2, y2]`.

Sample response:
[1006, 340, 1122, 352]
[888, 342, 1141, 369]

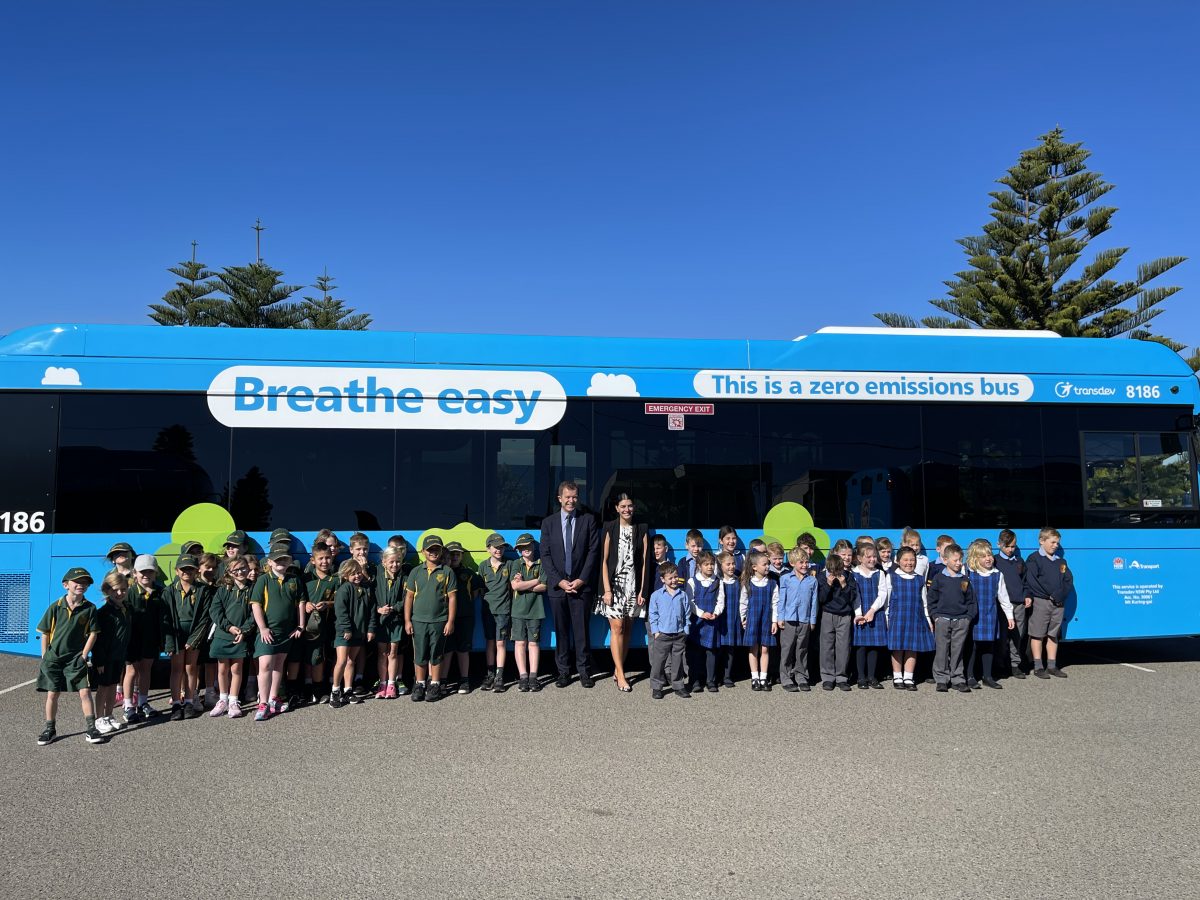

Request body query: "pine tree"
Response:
[148, 246, 221, 326]
[208, 262, 305, 328]
[300, 270, 372, 330]
[877, 128, 1187, 351]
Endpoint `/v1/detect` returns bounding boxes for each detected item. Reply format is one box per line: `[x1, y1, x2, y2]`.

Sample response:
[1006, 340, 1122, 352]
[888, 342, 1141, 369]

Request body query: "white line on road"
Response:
[0, 678, 37, 696]
[1118, 662, 1156, 673]
[1074, 650, 1156, 673]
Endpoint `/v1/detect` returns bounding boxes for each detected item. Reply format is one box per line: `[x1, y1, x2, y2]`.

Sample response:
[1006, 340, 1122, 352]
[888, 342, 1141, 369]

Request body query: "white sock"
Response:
[219, 693, 229, 702]
[902, 674, 914, 684]
[893, 672, 903, 682]
[750, 669, 759, 680]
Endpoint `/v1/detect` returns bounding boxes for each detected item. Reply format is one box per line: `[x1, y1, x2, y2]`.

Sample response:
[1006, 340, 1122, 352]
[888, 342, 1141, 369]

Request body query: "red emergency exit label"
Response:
[644, 402, 714, 415]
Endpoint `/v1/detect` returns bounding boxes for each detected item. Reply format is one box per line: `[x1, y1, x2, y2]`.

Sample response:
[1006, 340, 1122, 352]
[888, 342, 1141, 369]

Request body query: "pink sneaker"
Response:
[269, 698, 282, 716]
[227, 699, 245, 718]
[375, 685, 388, 699]
[115, 688, 124, 705]
[208, 699, 228, 717]
[384, 682, 397, 699]
[254, 703, 270, 722]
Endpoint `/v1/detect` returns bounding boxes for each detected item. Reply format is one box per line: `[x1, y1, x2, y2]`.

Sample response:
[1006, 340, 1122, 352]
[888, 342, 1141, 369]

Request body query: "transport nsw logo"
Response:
[207, 366, 566, 430]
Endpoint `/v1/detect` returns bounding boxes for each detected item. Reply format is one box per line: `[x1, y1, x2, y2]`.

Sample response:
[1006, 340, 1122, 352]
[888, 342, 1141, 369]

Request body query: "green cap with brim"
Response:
[62, 567, 93, 584]
[514, 533, 536, 547]
[445, 541, 464, 554]
[268, 548, 293, 562]
[486, 533, 508, 549]
[179, 541, 204, 556]
[422, 534, 444, 551]
[106, 542, 134, 559]
[224, 530, 247, 547]
[176, 555, 199, 570]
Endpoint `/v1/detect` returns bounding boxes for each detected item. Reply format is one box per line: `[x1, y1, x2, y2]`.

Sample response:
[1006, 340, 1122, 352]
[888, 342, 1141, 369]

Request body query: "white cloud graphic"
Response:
[587, 372, 639, 397]
[41, 366, 82, 386]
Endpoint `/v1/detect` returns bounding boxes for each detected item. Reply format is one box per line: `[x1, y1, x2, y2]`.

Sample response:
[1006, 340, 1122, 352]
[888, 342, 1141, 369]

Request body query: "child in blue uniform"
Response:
[886, 546, 933, 690]
[851, 543, 889, 689]
[775, 548, 817, 692]
[818, 554, 857, 691]
[686, 551, 723, 693]
[900, 528, 930, 579]
[1025, 527, 1072, 678]
[875, 537, 895, 575]
[965, 538, 1015, 689]
[927, 544, 977, 693]
[717, 526, 745, 575]
[994, 529, 1029, 678]
[716, 551, 742, 686]
[648, 562, 691, 699]
[739, 551, 778, 691]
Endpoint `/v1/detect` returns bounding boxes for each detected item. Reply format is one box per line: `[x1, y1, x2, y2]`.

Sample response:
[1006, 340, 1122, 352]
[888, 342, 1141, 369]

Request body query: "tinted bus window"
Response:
[394, 431, 486, 528]
[56, 393, 229, 533]
[0, 392, 58, 533]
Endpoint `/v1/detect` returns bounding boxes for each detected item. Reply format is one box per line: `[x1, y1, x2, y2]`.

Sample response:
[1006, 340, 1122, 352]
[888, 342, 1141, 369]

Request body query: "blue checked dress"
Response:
[886, 571, 934, 653]
[688, 576, 722, 650]
[718, 578, 745, 648]
[740, 577, 777, 648]
[969, 570, 1002, 642]
[851, 570, 889, 648]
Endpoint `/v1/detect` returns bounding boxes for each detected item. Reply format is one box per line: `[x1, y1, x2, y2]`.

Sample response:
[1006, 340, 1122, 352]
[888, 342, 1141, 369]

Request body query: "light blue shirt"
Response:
[649, 586, 690, 635]
[776, 571, 817, 624]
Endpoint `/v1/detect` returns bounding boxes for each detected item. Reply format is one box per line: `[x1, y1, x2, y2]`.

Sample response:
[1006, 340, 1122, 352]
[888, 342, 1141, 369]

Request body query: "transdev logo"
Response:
[1128, 560, 1161, 571]
[207, 366, 567, 431]
[1055, 380, 1116, 398]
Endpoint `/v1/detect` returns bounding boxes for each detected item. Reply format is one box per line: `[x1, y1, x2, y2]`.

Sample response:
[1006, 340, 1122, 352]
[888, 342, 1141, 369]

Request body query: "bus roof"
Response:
[0, 322, 1195, 379]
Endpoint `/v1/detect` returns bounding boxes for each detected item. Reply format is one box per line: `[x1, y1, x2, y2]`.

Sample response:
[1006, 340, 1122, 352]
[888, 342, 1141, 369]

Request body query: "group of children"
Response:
[33, 524, 1073, 744]
[644, 525, 1072, 699]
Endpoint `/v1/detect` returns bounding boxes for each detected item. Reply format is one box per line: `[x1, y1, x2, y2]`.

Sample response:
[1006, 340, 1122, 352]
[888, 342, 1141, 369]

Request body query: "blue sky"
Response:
[2, 1, 1197, 350]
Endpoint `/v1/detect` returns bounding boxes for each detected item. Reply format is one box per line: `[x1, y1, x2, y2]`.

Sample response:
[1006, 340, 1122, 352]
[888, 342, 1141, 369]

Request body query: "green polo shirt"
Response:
[406, 563, 457, 624]
[479, 558, 514, 616]
[512, 560, 547, 620]
[449, 566, 482, 621]
[251, 572, 308, 633]
[37, 596, 100, 658]
[305, 573, 340, 609]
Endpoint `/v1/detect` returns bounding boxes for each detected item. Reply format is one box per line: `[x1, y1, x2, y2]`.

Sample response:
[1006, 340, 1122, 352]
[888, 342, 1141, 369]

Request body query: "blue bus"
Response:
[1, 323, 1197, 655]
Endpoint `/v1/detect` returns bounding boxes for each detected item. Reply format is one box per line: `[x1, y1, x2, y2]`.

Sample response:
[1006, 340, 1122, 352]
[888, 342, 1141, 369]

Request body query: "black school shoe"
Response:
[411, 682, 426, 702]
[425, 683, 443, 703]
[797, 682, 811, 692]
[870, 680, 884, 690]
[37, 724, 56, 746]
[1010, 670, 1027, 680]
[580, 674, 595, 689]
[1034, 668, 1051, 679]
[169, 704, 184, 721]
[529, 675, 543, 692]
[722, 678, 735, 688]
[84, 726, 108, 744]
[857, 681, 870, 690]
[555, 674, 570, 688]
[936, 684, 950, 693]
[837, 682, 852, 692]
[651, 689, 664, 700]
[706, 682, 719, 693]
[676, 687, 692, 699]
[821, 682, 835, 691]
[481, 671, 495, 692]
[750, 680, 762, 692]
[329, 691, 346, 709]
[493, 676, 507, 694]
[982, 678, 1003, 689]
[1048, 667, 1068, 678]
[783, 683, 799, 693]
[955, 683, 972, 693]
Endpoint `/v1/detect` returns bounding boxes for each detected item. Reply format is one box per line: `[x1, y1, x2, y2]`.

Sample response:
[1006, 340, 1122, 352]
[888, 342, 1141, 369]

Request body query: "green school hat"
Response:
[422, 534, 444, 551]
[62, 566, 93, 584]
[485, 533, 508, 549]
[179, 540, 204, 556]
[270, 528, 293, 543]
[106, 542, 134, 559]
[176, 555, 199, 570]
[268, 548, 293, 562]
[444, 541, 464, 554]
[514, 533, 536, 547]
[224, 530, 247, 547]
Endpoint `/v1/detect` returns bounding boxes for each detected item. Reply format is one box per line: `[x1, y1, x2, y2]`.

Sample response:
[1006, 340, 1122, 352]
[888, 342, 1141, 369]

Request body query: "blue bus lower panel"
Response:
[1, 528, 1197, 657]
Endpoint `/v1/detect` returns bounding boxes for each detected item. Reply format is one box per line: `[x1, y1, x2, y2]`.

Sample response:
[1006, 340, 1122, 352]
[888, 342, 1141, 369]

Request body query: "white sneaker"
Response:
[107, 715, 124, 731]
[94, 717, 114, 734]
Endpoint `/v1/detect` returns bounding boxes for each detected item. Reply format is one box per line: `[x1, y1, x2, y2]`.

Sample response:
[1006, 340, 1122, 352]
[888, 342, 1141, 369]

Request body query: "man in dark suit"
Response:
[540, 480, 601, 688]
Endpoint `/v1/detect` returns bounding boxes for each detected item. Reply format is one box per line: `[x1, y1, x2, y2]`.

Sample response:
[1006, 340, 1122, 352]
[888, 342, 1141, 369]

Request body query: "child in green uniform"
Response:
[445, 541, 484, 694]
[330, 559, 377, 708]
[218, 530, 247, 579]
[404, 535, 458, 703]
[197, 552, 222, 709]
[345, 532, 376, 699]
[373, 546, 407, 699]
[510, 534, 547, 692]
[479, 533, 514, 693]
[303, 541, 339, 704]
[123, 554, 165, 723]
[93, 572, 133, 735]
[208, 557, 256, 718]
[162, 555, 211, 720]
[36, 567, 103, 746]
[250, 549, 307, 721]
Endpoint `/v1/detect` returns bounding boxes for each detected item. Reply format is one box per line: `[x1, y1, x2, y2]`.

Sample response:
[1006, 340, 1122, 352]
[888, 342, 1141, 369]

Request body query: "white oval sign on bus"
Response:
[207, 366, 567, 430]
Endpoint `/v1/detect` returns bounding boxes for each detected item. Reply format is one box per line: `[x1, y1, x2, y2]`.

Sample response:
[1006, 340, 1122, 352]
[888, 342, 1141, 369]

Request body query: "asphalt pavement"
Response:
[1, 639, 1198, 899]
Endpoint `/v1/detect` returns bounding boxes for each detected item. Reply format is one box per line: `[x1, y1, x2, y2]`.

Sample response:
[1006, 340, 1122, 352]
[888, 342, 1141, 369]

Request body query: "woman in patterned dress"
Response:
[598, 493, 652, 692]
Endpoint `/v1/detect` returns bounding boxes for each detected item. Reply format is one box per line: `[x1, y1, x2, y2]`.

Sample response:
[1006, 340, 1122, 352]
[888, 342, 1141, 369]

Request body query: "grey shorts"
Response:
[1028, 596, 1064, 640]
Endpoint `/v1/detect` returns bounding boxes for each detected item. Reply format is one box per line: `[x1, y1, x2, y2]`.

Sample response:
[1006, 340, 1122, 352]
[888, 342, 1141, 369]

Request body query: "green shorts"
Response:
[37, 654, 89, 693]
[376, 614, 407, 644]
[412, 620, 447, 666]
[209, 632, 252, 660]
[446, 616, 475, 654]
[254, 635, 292, 659]
[511, 617, 543, 643]
[482, 608, 512, 642]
